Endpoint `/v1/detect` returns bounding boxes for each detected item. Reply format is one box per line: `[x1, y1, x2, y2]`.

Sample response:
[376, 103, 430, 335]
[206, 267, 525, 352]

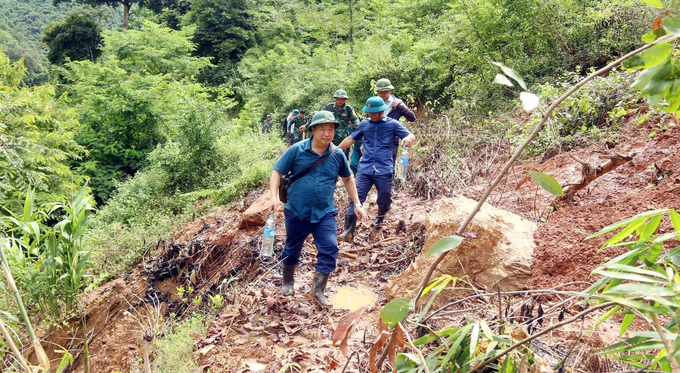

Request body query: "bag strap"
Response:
[288, 145, 336, 185]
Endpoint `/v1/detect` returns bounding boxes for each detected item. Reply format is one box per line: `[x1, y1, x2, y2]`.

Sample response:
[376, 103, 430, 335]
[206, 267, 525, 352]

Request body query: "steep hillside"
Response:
[33, 108, 680, 372]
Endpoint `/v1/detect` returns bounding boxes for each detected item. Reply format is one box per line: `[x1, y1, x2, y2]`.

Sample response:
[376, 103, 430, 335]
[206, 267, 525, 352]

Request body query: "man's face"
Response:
[368, 112, 383, 121]
[312, 123, 335, 143]
[300, 113, 305, 119]
[377, 90, 391, 101]
[335, 98, 347, 107]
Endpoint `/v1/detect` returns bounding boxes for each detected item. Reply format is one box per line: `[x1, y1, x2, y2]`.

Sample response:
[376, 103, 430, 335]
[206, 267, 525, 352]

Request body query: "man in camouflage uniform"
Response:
[324, 89, 359, 158]
[262, 114, 273, 134]
[288, 109, 307, 144]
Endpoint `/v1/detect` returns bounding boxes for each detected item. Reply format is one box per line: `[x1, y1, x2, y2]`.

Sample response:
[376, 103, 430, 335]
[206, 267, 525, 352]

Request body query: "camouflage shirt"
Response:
[288, 115, 307, 143]
[323, 102, 359, 142]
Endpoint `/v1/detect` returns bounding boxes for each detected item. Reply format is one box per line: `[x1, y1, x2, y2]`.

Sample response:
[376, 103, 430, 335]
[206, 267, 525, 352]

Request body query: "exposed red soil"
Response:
[30, 111, 680, 372]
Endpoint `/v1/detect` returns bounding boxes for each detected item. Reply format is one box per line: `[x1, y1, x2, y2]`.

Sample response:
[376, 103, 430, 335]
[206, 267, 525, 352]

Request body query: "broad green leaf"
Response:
[638, 43, 674, 69]
[620, 313, 635, 336]
[641, 0, 663, 7]
[492, 74, 513, 87]
[492, 62, 527, 90]
[398, 353, 422, 366]
[519, 92, 540, 112]
[670, 212, 680, 232]
[642, 28, 668, 43]
[632, 63, 666, 91]
[639, 63, 677, 97]
[604, 283, 674, 297]
[427, 236, 464, 257]
[527, 171, 563, 196]
[640, 215, 662, 239]
[662, 17, 680, 36]
[622, 54, 645, 70]
[380, 298, 414, 327]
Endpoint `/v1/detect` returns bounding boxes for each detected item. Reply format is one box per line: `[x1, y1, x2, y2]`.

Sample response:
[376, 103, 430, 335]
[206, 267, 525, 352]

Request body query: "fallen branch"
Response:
[559, 151, 634, 200]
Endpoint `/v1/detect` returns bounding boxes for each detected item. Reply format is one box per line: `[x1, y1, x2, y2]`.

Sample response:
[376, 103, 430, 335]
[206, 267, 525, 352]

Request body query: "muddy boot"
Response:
[309, 271, 332, 308]
[281, 264, 296, 296]
[374, 211, 387, 227]
[338, 215, 357, 243]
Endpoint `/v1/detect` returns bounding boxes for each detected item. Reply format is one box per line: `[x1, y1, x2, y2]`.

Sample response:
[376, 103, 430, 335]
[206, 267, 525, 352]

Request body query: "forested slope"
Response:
[1, 0, 680, 371]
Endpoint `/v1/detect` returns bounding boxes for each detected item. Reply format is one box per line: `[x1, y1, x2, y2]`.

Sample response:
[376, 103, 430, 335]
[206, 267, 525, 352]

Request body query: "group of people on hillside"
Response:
[267, 78, 416, 307]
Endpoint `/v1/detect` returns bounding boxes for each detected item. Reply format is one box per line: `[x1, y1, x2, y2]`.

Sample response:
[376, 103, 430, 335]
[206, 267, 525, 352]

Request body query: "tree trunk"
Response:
[122, 1, 130, 30]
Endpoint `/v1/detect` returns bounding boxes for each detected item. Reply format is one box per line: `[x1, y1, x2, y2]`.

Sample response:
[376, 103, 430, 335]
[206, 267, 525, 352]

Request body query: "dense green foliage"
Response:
[42, 12, 103, 65]
[0, 54, 84, 211]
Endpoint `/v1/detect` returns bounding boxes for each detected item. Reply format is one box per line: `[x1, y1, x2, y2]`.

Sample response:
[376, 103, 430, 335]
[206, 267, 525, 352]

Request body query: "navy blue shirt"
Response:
[274, 138, 351, 223]
[351, 116, 411, 175]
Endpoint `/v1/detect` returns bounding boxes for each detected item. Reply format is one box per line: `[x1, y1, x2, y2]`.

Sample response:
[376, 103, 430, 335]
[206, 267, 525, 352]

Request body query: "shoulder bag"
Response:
[279, 146, 336, 203]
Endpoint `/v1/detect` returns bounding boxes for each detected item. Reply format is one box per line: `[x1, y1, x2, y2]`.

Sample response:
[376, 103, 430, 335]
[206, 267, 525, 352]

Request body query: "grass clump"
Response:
[153, 314, 209, 373]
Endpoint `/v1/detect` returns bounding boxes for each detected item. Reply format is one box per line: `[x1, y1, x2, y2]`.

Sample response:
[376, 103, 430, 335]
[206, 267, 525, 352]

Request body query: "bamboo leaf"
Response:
[598, 263, 668, 280]
[640, 215, 663, 240]
[587, 209, 670, 239]
[670, 212, 680, 232]
[527, 171, 563, 196]
[603, 218, 648, 247]
[620, 313, 635, 337]
[603, 296, 666, 313]
[604, 283, 674, 297]
[469, 323, 480, 359]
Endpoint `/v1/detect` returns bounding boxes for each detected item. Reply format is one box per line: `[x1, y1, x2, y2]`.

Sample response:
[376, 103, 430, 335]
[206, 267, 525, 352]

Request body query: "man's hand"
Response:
[402, 135, 415, 148]
[270, 197, 279, 215]
[299, 125, 306, 131]
[391, 101, 399, 108]
[354, 205, 368, 221]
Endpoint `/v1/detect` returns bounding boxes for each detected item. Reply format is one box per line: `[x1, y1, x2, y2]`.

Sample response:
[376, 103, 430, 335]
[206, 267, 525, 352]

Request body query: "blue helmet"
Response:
[293, 109, 300, 115]
[363, 96, 389, 113]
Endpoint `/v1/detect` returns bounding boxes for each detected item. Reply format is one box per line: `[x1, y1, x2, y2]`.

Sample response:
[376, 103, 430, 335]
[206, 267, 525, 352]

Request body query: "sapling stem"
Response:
[0, 247, 50, 370]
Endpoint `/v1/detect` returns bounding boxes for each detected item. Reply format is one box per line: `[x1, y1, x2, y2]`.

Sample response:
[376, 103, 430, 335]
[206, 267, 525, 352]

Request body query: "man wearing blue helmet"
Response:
[337, 96, 416, 241]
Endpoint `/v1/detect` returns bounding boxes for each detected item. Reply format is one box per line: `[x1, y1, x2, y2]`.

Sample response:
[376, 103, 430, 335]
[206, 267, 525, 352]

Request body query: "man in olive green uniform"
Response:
[324, 89, 359, 158]
[288, 109, 307, 144]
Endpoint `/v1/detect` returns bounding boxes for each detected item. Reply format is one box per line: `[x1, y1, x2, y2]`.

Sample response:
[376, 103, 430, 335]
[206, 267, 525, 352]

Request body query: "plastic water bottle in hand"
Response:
[397, 147, 409, 180]
[261, 215, 276, 258]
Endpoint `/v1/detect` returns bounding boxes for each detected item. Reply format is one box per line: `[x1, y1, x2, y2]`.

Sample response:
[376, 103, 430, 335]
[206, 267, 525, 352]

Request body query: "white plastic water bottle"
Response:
[261, 215, 275, 258]
[397, 147, 409, 180]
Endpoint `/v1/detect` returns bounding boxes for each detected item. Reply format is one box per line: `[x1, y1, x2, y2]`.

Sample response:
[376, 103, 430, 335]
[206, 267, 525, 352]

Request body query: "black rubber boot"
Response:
[281, 264, 296, 296]
[309, 271, 332, 308]
[374, 211, 387, 227]
[338, 214, 357, 242]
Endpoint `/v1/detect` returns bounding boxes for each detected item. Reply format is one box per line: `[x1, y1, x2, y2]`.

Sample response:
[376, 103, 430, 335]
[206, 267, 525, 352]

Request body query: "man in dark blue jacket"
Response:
[338, 96, 416, 241]
[270, 111, 367, 307]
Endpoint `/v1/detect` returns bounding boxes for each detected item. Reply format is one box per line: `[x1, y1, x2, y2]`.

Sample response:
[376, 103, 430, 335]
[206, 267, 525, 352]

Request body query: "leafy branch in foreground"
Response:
[586, 209, 680, 372]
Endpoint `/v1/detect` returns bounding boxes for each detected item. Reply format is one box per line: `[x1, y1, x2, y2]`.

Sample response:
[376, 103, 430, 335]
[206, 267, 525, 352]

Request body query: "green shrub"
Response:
[153, 314, 208, 373]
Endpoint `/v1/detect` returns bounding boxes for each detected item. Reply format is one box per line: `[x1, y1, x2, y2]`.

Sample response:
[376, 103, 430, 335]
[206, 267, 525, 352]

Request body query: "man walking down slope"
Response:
[375, 78, 416, 164]
[324, 89, 359, 158]
[269, 111, 367, 307]
[338, 97, 415, 242]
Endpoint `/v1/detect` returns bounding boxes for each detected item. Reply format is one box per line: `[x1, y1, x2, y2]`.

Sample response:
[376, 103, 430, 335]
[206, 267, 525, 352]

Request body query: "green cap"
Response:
[333, 89, 349, 98]
[308, 110, 339, 129]
[293, 109, 300, 115]
[375, 78, 394, 92]
[363, 96, 389, 113]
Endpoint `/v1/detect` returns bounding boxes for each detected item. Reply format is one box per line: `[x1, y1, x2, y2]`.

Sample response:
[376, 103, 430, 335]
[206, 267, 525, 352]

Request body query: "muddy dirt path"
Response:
[38, 113, 680, 372]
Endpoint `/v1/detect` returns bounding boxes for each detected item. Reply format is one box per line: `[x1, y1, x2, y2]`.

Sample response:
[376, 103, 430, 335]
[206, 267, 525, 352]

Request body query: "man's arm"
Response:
[338, 136, 356, 150]
[341, 175, 367, 220]
[269, 170, 283, 214]
[397, 101, 416, 122]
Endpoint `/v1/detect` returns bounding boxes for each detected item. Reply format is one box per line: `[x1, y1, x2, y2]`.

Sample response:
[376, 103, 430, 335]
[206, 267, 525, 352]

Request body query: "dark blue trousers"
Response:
[347, 172, 393, 216]
[281, 209, 339, 274]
